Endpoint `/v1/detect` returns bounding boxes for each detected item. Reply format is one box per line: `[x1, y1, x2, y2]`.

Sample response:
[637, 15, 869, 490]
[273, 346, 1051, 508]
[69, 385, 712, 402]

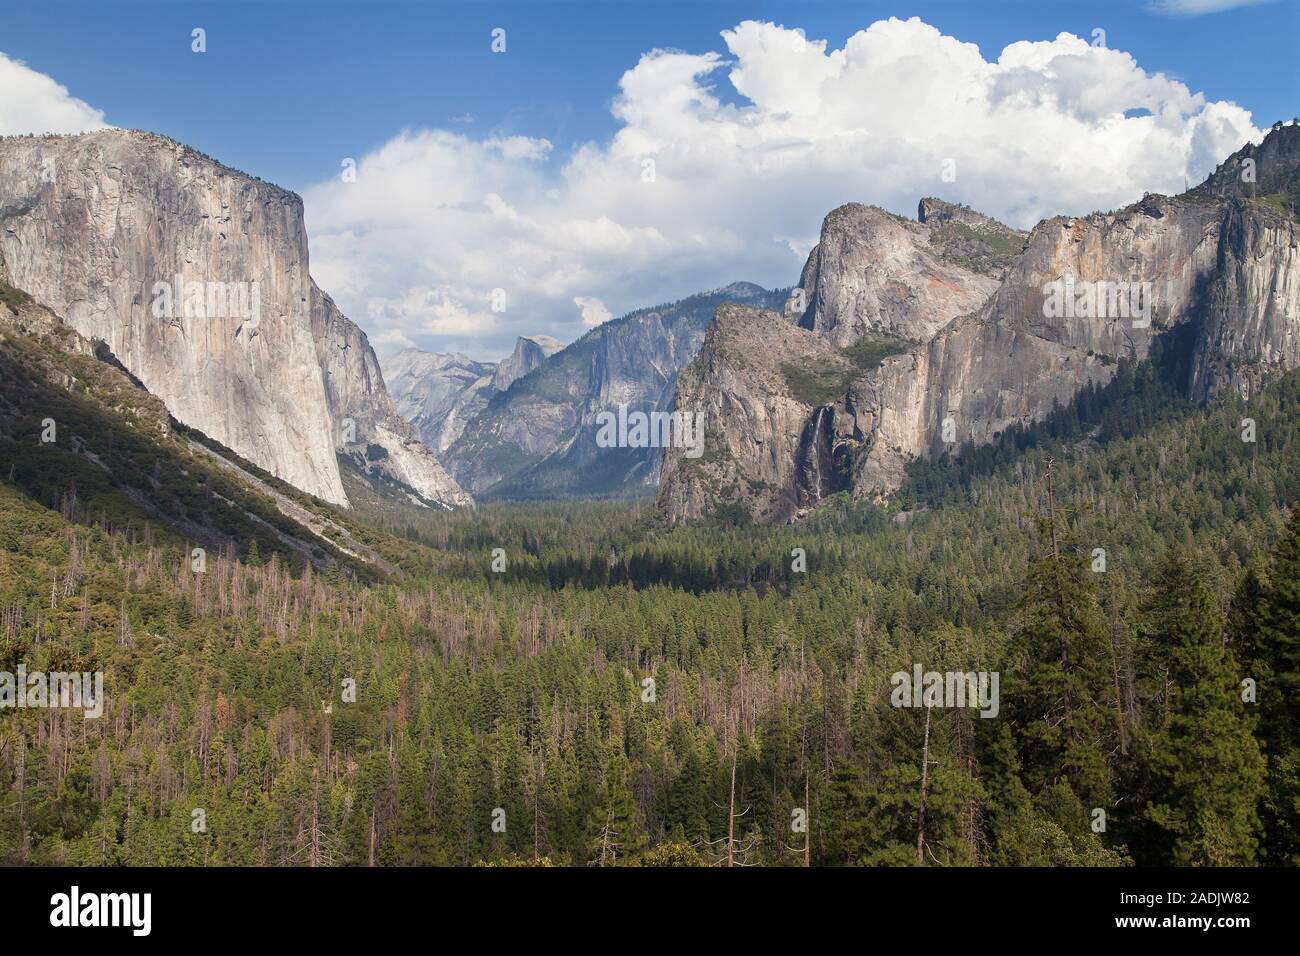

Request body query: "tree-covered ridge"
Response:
[0, 290, 405, 580]
[1, 337, 1297, 863]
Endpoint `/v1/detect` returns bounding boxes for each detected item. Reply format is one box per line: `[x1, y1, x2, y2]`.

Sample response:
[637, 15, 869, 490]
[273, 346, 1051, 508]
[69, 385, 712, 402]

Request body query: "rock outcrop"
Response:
[658, 304, 860, 524]
[384, 335, 563, 455]
[0, 128, 470, 510]
[793, 200, 1024, 346]
[444, 282, 786, 497]
[661, 124, 1300, 524]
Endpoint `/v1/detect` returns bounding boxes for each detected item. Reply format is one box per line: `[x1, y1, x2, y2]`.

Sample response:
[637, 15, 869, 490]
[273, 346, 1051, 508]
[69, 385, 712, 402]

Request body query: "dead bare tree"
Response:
[590, 807, 624, 867]
[289, 770, 339, 867]
[915, 703, 932, 866]
[706, 720, 760, 866]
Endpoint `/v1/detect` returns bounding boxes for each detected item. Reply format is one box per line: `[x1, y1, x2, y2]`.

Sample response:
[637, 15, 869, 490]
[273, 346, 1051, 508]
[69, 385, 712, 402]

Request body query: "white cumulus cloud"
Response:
[295, 17, 1263, 359]
[575, 296, 613, 328]
[0, 52, 109, 135]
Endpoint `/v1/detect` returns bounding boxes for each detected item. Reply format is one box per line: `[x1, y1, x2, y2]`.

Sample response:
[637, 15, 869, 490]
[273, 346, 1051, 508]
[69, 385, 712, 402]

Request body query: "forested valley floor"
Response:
[2, 343, 1299, 866]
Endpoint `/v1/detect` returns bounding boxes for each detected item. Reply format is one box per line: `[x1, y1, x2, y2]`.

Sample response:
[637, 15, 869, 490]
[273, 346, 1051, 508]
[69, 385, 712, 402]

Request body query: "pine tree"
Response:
[1140, 551, 1264, 865]
[1250, 511, 1300, 740]
[585, 749, 647, 865]
[1009, 513, 1118, 812]
[1233, 511, 1300, 864]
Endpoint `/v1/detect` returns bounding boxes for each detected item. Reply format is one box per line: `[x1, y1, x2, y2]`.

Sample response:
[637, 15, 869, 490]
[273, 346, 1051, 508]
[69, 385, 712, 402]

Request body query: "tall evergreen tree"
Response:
[585, 749, 647, 865]
[1232, 511, 1300, 864]
[1140, 551, 1264, 865]
[1008, 514, 1118, 812]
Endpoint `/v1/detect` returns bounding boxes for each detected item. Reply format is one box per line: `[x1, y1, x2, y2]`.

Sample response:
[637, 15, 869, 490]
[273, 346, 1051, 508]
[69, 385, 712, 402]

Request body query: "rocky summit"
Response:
[792, 198, 1026, 346]
[386, 335, 563, 454]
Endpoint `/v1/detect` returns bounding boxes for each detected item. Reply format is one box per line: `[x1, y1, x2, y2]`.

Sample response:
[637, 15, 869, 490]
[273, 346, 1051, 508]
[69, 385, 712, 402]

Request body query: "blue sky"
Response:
[5, 1, 1295, 192]
[2, 0, 1296, 359]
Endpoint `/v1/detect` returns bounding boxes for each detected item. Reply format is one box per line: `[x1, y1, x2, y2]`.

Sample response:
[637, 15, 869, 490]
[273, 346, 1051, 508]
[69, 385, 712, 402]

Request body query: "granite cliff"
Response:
[793, 198, 1025, 345]
[660, 124, 1300, 524]
[385, 334, 562, 454]
[0, 129, 470, 510]
[443, 282, 786, 498]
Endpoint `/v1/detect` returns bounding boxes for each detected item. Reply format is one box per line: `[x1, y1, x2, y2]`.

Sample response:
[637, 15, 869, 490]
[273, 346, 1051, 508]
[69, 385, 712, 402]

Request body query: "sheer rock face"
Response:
[490, 335, 563, 391]
[310, 285, 472, 508]
[385, 335, 562, 455]
[444, 282, 785, 498]
[1190, 205, 1300, 404]
[849, 193, 1226, 497]
[662, 125, 1300, 524]
[657, 304, 857, 524]
[794, 201, 1022, 346]
[0, 129, 470, 509]
[384, 349, 495, 453]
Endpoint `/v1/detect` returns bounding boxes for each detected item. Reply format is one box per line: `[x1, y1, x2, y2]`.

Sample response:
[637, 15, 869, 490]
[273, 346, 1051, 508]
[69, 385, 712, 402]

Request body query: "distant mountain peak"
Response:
[705, 280, 770, 299]
[383, 333, 564, 454]
[441, 282, 787, 498]
[491, 334, 565, 391]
